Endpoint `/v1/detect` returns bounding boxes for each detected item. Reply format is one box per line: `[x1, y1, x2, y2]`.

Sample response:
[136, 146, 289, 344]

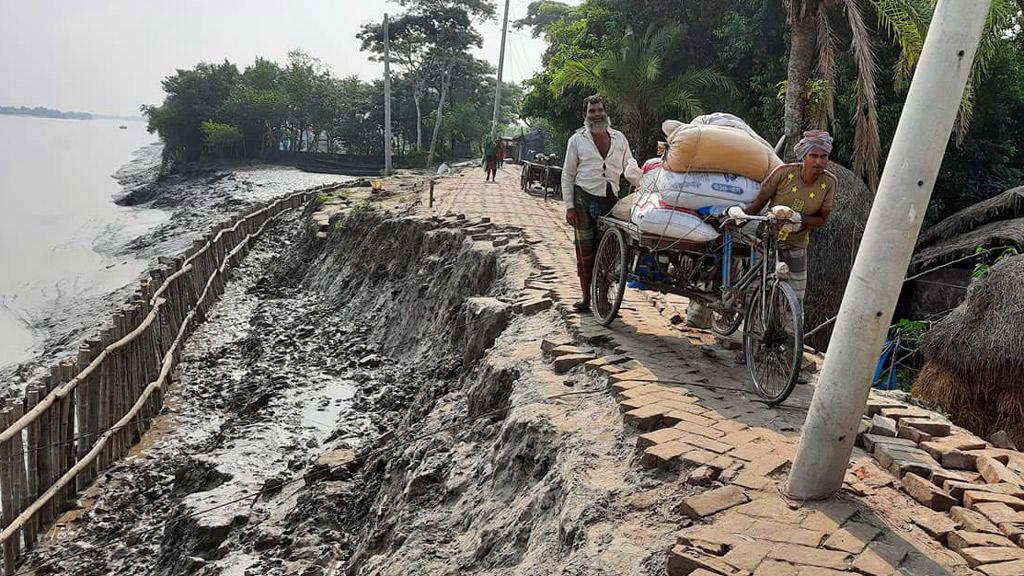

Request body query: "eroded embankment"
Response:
[25, 205, 680, 576]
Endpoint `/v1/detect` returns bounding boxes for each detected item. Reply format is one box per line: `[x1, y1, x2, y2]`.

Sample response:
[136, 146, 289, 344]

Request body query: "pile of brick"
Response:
[857, 395, 1024, 574]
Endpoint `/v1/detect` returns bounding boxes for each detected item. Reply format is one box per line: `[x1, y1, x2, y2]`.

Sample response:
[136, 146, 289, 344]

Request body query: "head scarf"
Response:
[794, 130, 833, 160]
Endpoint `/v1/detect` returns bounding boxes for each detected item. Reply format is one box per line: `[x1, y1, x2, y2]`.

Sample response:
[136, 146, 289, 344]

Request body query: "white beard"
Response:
[586, 118, 611, 132]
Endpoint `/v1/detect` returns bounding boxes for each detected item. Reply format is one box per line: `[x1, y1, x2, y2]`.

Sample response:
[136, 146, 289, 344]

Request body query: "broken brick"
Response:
[950, 506, 1002, 535]
[913, 510, 958, 543]
[636, 427, 686, 450]
[899, 417, 951, 437]
[902, 472, 957, 511]
[977, 456, 1024, 486]
[678, 485, 750, 519]
[869, 414, 898, 437]
[964, 491, 1024, 511]
[552, 353, 595, 373]
[822, 521, 880, 554]
[958, 546, 1024, 569]
[947, 531, 1016, 552]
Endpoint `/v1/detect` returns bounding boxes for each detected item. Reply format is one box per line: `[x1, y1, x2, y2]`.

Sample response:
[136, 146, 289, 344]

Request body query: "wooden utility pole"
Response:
[490, 0, 511, 140]
[383, 13, 394, 175]
[786, 0, 992, 500]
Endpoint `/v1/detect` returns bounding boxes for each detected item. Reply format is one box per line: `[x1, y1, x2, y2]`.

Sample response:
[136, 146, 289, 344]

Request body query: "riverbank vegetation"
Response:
[142, 0, 518, 169]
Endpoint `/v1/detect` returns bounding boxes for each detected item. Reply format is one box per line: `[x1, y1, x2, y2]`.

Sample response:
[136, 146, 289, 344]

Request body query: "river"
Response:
[0, 115, 168, 371]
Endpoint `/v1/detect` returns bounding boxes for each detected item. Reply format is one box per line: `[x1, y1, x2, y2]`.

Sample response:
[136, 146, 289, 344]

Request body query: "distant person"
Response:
[482, 138, 500, 182]
[496, 139, 506, 169]
[738, 130, 838, 302]
[561, 94, 642, 312]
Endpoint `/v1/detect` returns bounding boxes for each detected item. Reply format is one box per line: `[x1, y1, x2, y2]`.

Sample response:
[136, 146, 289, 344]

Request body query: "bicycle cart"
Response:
[520, 159, 562, 200]
[590, 208, 804, 404]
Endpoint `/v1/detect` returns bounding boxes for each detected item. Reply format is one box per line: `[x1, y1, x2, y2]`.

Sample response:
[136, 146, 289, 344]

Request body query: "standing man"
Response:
[741, 130, 838, 302]
[561, 95, 643, 312]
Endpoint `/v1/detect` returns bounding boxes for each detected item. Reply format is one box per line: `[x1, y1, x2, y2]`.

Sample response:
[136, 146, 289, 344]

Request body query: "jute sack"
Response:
[662, 122, 782, 182]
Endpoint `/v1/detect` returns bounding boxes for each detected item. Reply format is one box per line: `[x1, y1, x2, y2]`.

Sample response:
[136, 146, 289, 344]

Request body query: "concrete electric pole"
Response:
[490, 0, 511, 140]
[787, 0, 992, 500]
[383, 13, 393, 175]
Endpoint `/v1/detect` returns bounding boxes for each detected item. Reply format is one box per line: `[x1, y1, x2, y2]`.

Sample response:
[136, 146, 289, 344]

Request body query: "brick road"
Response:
[416, 165, 997, 575]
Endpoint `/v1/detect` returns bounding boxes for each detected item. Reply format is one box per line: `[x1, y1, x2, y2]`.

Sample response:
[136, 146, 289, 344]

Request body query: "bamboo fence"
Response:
[0, 184, 333, 573]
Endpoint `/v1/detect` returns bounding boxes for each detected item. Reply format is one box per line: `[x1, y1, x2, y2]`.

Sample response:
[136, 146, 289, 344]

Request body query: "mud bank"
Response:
[1, 144, 357, 391]
[24, 204, 685, 575]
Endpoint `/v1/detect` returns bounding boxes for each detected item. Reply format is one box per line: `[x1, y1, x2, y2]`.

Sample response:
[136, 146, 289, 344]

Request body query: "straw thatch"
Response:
[804, 162, 875, 349]
[913, 255, 1024, 446]
[917, 186, 1024, 248]
[911, 187, 1024, 274]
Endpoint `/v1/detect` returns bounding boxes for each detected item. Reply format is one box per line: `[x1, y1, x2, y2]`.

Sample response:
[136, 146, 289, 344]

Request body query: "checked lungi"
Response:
[572, 184, 618, 280]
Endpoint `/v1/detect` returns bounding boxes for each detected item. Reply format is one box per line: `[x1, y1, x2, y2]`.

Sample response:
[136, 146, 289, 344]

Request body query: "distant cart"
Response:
[520, 159, 562, 201]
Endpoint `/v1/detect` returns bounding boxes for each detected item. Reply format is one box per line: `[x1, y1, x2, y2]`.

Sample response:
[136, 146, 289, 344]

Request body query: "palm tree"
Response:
[783, 0, 1020, 190]
[871, 0, 1021, 140]
[550, 24, 736, 159]
[782, 0, 880, 187]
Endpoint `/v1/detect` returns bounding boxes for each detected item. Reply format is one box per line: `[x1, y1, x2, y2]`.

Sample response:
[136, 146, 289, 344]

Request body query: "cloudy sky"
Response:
[0, 0, 558, 116]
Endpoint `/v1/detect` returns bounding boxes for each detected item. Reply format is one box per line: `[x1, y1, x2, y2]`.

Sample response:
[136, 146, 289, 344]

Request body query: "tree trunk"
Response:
[784, 7, 819, 162]
[426, 70, 449, 167]
[413, 89, 424, 151]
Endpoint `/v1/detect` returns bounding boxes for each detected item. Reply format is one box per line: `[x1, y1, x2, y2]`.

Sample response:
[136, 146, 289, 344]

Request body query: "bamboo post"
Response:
[111, 313, 126, 460]
[84, 339, 101, 482]
[10, 400, 27, 558]
[36, 378, 53, 526]
[22, 386, 39, 550]
[74, 344, 90, 490]
[59, 360, 76, 509]
[1, 407, 17, 573]
[97, 329, 113, 472]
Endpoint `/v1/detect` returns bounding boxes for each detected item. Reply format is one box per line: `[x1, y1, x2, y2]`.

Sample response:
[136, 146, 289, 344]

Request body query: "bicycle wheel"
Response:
[743, 280, 803, 404]
[591, 227, 628, 326]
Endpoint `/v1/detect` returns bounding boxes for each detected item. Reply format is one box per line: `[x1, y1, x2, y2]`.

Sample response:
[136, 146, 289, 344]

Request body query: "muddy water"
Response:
[0, 115, 168, 368]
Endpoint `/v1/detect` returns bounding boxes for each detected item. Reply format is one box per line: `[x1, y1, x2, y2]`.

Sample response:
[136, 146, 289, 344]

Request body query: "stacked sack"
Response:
[612, 113, 782, 242]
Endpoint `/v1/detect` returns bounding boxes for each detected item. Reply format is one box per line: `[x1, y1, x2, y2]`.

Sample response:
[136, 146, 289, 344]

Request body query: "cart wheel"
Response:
[712, 258, 748, 336]
[712, 306, 744, 336]
[520, 166, 528, 191]
[542, 167, 551, 201]
[591, 227, 629, 326]
[743, 280, 804, 404]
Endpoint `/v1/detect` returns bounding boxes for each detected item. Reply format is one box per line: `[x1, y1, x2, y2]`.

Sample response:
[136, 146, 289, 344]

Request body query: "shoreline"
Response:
[0, 145, 357, 390]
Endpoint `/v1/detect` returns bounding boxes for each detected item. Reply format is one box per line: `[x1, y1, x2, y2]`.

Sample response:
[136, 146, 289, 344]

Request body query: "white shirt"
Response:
[561, 126, 642, 209]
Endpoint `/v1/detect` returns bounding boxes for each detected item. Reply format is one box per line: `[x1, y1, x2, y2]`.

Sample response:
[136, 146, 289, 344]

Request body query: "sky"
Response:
[0, 0, 561, 116]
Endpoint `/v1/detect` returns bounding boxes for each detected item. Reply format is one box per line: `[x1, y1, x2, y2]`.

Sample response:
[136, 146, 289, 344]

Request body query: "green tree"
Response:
[201, 121, 243, 159]
[780, 0, 1021, 190]
[142, 60, 240, 164]
[223, 58, 287, 157]
[551, 24, 735, 157]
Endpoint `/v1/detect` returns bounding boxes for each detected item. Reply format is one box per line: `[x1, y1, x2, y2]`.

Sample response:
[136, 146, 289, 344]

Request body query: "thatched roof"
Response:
[915, 255, 1024, 444]
[805, 162, 875, 349]
[923, 254, 1024, 366]
[911, 187, 1024, 274]
[918, 186, 1024, 248]
[911, 217, 1024, 274]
